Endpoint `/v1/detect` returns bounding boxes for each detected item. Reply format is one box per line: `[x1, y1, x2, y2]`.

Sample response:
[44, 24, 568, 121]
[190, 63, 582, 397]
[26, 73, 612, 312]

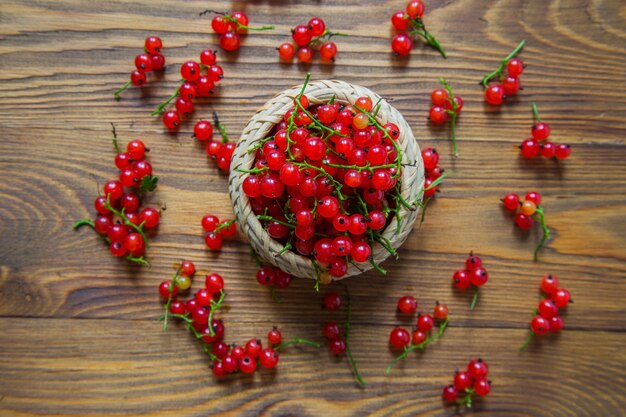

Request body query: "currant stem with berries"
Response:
[162, 264, 184, 330]
[385, 318, 449, 374]
[151, 81, 183, 116]
[200, 9, 275, 31]
[408, 17, 446, 58]
[275, 338, 321, 350]
[533, 207, 550, 261]
[480, 40, 525, 87]
[438, 78, 461, 156]
[213, 111, 230, 143]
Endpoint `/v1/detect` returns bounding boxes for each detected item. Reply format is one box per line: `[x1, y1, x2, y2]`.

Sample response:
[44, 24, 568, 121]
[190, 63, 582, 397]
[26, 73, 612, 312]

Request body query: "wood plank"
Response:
[0, 318, 624, 417]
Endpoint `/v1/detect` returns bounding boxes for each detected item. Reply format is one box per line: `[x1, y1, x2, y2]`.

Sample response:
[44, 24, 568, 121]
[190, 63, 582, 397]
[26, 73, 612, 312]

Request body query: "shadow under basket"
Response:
[229, 79, 425, 281]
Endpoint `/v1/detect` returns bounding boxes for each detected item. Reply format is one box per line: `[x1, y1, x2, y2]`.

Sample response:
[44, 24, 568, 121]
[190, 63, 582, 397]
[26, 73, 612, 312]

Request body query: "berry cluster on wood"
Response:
[390, 0, 446, 58]
[452, 252, 489, 310]
[203, 10, 274, 52]
[520, 103, 572, 160]
[481, 40, 526, 105]
[442, 358, 492, 407]
[114, 36, 166, 100]
[159, 261, 319, 378]
[201, 214, 237, 251]
[193, 112, 236, 172]
[502, 191, 550, 260]
[520, 274, 572, 350]
[278, 17, 344, 63]
[73, 127, 159, 266]
[428, 79, 463, 156]
[386, 298, 450, 374]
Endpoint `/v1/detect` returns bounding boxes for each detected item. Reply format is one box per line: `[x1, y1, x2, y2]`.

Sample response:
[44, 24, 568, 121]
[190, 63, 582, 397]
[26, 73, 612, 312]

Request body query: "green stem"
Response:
[343, 285, 366, 386]
[207, 290, 225, 337]
[213, 219, 236, 234]
[158, 313, 192, 324]
[257, 215, 295, 229]
[369, 258, 387, 275]
[162, 264, 183, 331]
[213, 112, 229, 143]
[519, 330, 535, 351]
[480, 40, 526, 87]
[456, 388, 475, 407]
[73, 219, 95, 229]
[219, 12, 274, 31]
[470, 286, 479, 310]
[151, 82, 183, 116]
[113, 80, 132, 101]
[110, 123, 120, 153]
[532, 102, 541, 123]
[103, 196, 150, 249]
[386, 318, 449, 374]
[126, 254, 150, 266]
[533, 207, 550, 261]
[439, 78, 460, 157]
[275, 338, 321, 350]
[408, 18, 446, 58]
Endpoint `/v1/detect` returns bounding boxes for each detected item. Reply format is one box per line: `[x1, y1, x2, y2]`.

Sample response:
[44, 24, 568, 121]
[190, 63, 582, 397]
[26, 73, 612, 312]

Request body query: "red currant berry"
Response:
[179, 260, 195, 277]
[397, 295, 418, 314]
[292, 25, 312, 46]
[320, 42, 337, 61]
[331, 236, 352, 257]
[406, 0, 425, 18]
[205, 231, 223, 250]
[391, 11, 409, 31]
[239, 355, 257, 374]
[103, 180, 124, 201]
[329, 337, 347, 356]
[94, 215, 112, 234]
[553, 288, 571, 308]
[322, 292, 342, 310]
[411, 330, 426, 345]
[431, 88, 449, 106]
[211, 16, 232, 34]
[351, 241, 371, 262]
[145, 36, 162, 55]
[434, 303, 449, 320]
[162, 111, 180, 130]
[259, 348, 279, 369]
[389, 327, 411, 349]
[139, 207, 160, 228]
[256, 266, 275, 286]
[207, 64, 224, 82]
[507, 58, 524, 77]
[442, 385, 458, 403]
[416, 314, 434, 332]
[474, 378, 492, 396]
[130, 70, 147, 86]
[429, 105, 448, 124]
[502, 75, 520, 95]
[308, 17, 326, 37]
[199, 49, 217, 66]
[540, 141, 556, 158]
[201, 214, 220, 232]
[159, 280, 178, 299]
[205, 273, 224, 294]
[465, 253, 482, 270]
[323, 321, 340, 339]
[531, 122, 551, 141]
[126, 140, 146, 160]
[454, 371, 472, 391]
[467, 358, 489, 380]
[180, 61, 200, 82]
[391, 33, 413, 56]
[211, 360, 226, 378]
[525, 191, 542, 206]
[469, 267, 489, 287]
[134, 53, 154, 73]
[549, 316, 564, 332]
[123, 233, 144, 253]
[502, 193, 520, 211]
[242, 175, 262, 198]
[194, 120, 213, 141]
[220, 32, 241, 51]
[151, 54, 165, 71]
[245, 338, 263, 358]
[530, 315, 550, 335]
[540, 274, 559, 295]
[554, 144, 572, 159]
[297, 46, 313, 63]
[485, 84, 505, 105]
[452, 270, 470, 289]
[169, 300, 186, 315]
[514, 213, 534, 231]
[267, 328, 282, 345]
[421, 148, 439, 170]
[538, 299, 558, 319]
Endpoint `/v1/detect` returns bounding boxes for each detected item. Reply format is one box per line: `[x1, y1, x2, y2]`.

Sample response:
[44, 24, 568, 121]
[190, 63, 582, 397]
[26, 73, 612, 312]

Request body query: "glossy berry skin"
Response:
[162, 111, 180, 130]
[180, 261, 195, 277]
[554, 144, 572, 159]
[205, 231, 223, 250]
[297, 47, 313, 64]
[245, 339, 263, 358]
[541, 274, 559, 294]
[538, 299, 558, 319]
[278, 43, 295, 61]
[292, 25, 312, 47]
[469, 267, 489, 287]
[540, 142, 556, 158]
[151, 54, 165, 71]
[453, 270, 471, 290]
[532, 122, 551, 141]
[259, 348, 280, 369]
[159, 281, 178, 299]
[421, 148, 439, 170]
[220, 32, 241, 51]
[434, 303, 449, 320]
[406, 0, 425, 18]
[134, 53, 153, 73]
[549, 316, 564, 332]
[194, 120, 213, 141]
[180, 61, 201, 82]
[467, 358, 489, 380]
[507, 58, 524, 77]
[553, 288, 571, 308]
[454, 371, 472, 391]
[429, 106, 448, 124]
[329, 337, 347, 355]
[256, 266, 275, 286]
[389, 327, 411, 349]
[205, 273, 224, 294]
[465, 254, 482, 270]
[130, 70, 147, 86]
[239, 355, 257, 374]
[323, 321, 340, 339]
[202, 214, 220, 232]
[140, 208, 160, 228]
[525, 191, 542, 206]
[416, 314, 434, 332]
[145, 36, 163, 55]
[411, 330, 426, 346]
[474, 378, 492, 396]
[502, 193, 520, 211]
[531, 315, 550, 335]
[397, 295, 418, 314]
[520, 138, 540, 158]
[320, 42, 337, 61]
[322, 292, 342, 310]
[391, 33, 413, 56]
[199, 49, 217, 66]
[485, 84, 505, 105]
[502, 75, 520, 95]
[514, 213, 534, 231]
[391, 11, 409, 31]
[267, 328, 282, 345]
[442, 385, 458, 403]
[211, 360, 226, 378]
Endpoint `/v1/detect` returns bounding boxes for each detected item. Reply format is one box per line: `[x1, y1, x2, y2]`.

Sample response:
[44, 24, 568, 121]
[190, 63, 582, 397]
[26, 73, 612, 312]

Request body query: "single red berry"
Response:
[194, 120, 213, 141]
[256, 266, 276, 286]
[323, 321, 341, 339]
[540, 274, 559, 295]
[94, 215, 112, 234]
[540, 141, 556, 158]
[525, 191, 542, 206]
[245, 338, 263, 358]
[292, 25, 313, 46]
[469, 267, 489, 287]
[431, 88, 449, 106]
[474, 378, 492, 396]
[553, 288, 571, 308]
[329, 337, 346, 355]
[502, 193, 520, 211]
[531, 122, 551, 141]
[130, 70, 147, 86]
[211, 360, 226, 378]
[485, 84, 505, 105]
[421, 148, 439, 170]
[126, 140, 146, 159]
[205, 231, 223, 250]
[134, 53, 154, 73]
[145, 36, 163, 55]
[453, 270, 471, 290]
[416, 314, 434, 332]
[259, 348, 280, 369]
[549, 316, 564, 332]
[514, 213, 534, 231]
[397, 295, 418, 314]
[211, 16, 232, 34]
[199, 49, 217, 66]
[220, 32, 241, 51]
[320, 42, 338, 61]
[351, 242, 371, 262]
[158, 280, 178, 299]
[454, 371, 472, 391]
[180, 61, 200, 82]
[507, 58, 524, 77]
[169, 300, 186, 315]
[429, 105, 448, 124]
[391, 33, 413, 56]
[389, 327, 411, 349]
[406, 0, 425, 18]
[278, 43, 295, 61]
[162, 111, 180, 130]
[201, 214, 220, 232]
[538, 299, 559, 319]
[434, 303, 449, 320]
[554, 144, 572, 159]
[207, 64, 224, 82]
[205, 273, 224, 294]
[531, 315, 550, 335]
[139, 208, 160, 228]
[180, 260, 195, 277]
[103, 180, 124, 201]
[442, 385, 458, 403]
[151, 54, 165, 71]
[502, 75, 521, 95]
[391, 11, 409, 31]
[124, 233, 144, 253]
[267, 328, 282, 345]
[411, 330, 426, 345]
[239, 355, 257, 374]
[467, 358, 489, 380]
[465, 253, 482, 270]
[231, 11, 249, 34]
[322, 292, 342, 310]
[308, 17, 326, 37]
[297, 46, 313, 63]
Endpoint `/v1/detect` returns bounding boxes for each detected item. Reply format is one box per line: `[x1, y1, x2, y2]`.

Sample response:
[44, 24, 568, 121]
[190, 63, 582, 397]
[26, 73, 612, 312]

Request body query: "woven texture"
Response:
[229, 80, 424, 280]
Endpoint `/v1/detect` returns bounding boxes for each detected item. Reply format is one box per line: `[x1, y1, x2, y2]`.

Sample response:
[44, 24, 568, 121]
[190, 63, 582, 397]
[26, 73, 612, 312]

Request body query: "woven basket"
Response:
[229, 79, 424, 280]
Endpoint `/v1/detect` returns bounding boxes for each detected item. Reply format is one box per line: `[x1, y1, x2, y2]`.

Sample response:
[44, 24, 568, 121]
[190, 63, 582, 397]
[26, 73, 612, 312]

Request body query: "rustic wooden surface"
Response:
[1, 0, 625, 416]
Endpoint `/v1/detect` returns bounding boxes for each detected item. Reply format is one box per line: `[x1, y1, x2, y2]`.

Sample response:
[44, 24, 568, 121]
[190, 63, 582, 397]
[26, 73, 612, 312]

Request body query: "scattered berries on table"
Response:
[390, 1, 446, 58]
[202, 214, 237, 251]
[278, 17, 345, 64]
[202, 10, 274, 52]
[428, 79, 463, 156]
[501, 191, 551, 260]
[480, 40, 525, 106]
[443, 358, 492, 407]
[452, 252, 489, 310]
[520, 103, 572, 160]
[114, 36, 166, 100]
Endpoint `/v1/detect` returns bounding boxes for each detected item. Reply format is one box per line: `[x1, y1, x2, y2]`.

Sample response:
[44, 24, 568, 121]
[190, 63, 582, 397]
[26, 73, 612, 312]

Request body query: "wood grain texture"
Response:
[1, 0, 625, 416]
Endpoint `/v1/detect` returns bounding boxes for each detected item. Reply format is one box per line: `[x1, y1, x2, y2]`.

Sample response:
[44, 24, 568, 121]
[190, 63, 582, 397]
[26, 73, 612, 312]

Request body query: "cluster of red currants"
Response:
[481, 40, 525, 105]
[73, 135, 159, 266]
[241, 84, 410, 280]
[420, 147, 446, 203]
[278, 17, 341, 63]
[520, 103, 572, 160]
[206, 10, 274, 52]
[201, 214, 237, 251]
[520, 274, 572, 350]
[502, 191, 550, 260]
[193, 112, 236, 172]
[390, 1, 446, 58]
[154, 49, 224, 130]
[321, 292, 349, 356]
[159, 262, 319, 378]
[386, 296, 449, 373]
[452, 252, 489, 310]
[427, 80, 463, 156]
[114, 36, 165, 100]
[442, 358, 492, 407]
[255, 265, 293, 290]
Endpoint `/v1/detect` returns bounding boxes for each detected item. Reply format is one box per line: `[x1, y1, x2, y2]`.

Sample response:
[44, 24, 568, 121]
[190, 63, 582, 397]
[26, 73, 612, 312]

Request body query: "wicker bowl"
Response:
[229, 79, 425, 280]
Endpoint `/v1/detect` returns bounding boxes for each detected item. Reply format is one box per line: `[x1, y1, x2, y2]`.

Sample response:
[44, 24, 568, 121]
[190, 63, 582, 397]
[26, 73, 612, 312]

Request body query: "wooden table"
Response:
[1, 1, 625, 416]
